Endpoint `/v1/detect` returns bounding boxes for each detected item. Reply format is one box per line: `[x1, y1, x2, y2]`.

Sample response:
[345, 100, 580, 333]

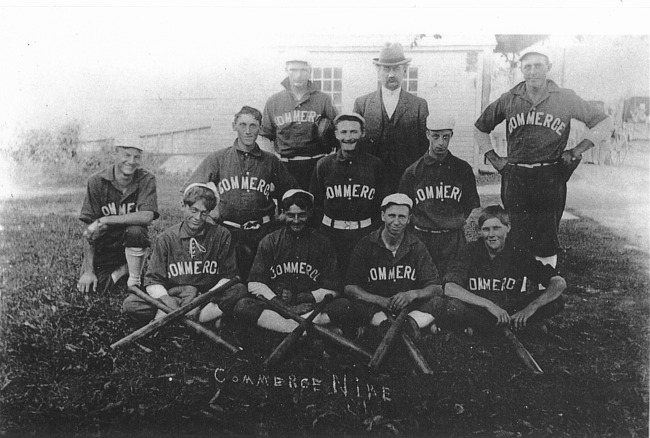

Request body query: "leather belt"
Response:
[322, 215, 372, 230]
[414, 225, 451, 234]
[280, 153, 327, 162]
[222, 215, 271, 230]
[508, 161, 557, 168]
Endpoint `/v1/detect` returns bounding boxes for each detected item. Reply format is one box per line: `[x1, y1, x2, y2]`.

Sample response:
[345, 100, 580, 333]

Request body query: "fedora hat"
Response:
[373, 42, 411, 66]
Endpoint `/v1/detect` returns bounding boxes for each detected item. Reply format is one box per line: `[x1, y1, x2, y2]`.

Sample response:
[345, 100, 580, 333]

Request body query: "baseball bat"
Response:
[129, 286, 241, 354]
[501, 327, 544, 375]
[110, 276, 241, 350]
[259, 296, 372, 360]
[368, 307, 410, 371]
[384, 312, 434, 375]
[263, 295, 333, 369]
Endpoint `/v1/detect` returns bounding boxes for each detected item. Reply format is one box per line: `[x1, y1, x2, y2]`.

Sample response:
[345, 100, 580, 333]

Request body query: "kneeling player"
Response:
[77, 136, 158, 294]
[234, 189, 352, 333]
[344, 194, 442, 338]
[439, 205, 566, 332]
[123, 183, 246, 326]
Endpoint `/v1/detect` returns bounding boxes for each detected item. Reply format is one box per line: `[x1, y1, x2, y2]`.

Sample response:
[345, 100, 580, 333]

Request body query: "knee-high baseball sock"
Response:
[535, 254, 557, 268]
[257, 310, 300, 333]
[199, 303, 223, 323]
[371, 311, 388, 326]
[125, 247, 146, 287]
[408, 310, 435, 328]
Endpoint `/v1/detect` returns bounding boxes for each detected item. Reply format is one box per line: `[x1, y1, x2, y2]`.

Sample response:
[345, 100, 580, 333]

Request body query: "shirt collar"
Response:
[233, 139, 262, 157]
[423, 150, 454, 165]
[335, 148, 358, 162]
[381, 86, 402, 98]
[512, 79, 561, 96]
[178, 221, 207, 239]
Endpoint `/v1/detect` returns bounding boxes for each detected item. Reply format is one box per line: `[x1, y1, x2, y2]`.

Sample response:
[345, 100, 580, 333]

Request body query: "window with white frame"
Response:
[312, 67, 343, 112]
[404, 67, 418, 96]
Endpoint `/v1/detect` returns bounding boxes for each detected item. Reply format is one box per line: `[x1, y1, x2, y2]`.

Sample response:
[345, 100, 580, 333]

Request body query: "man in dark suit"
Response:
[353, 42, 429, 193]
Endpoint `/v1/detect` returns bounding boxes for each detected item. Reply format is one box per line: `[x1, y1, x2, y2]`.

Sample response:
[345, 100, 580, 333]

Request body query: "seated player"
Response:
[439, 205, 566, 333]
[77, 135, 158, 294]
[234, 189, 352, 334]
[344, 193, 442, 338]
[122, 183, 247, 327]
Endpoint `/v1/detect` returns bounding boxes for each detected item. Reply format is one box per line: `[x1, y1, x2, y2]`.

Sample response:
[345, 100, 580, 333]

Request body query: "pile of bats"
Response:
[110, 278, 543, 376]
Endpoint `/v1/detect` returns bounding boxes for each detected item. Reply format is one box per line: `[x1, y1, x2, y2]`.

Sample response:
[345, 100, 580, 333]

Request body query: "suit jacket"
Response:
[353, 88, 429, 191]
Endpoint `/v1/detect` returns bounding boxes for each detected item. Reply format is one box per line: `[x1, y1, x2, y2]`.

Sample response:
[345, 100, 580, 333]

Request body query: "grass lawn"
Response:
[0, 171, 648, 436]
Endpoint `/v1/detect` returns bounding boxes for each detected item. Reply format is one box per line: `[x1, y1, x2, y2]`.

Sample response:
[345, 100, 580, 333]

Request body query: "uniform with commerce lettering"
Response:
[77, 135, 158, 295]
[438, 205, 566, 332]
[309, 113, 386, 275]
[474, 51, 612, 267]
[186, 106, 298, 281]
[398, 115, 480, 276]
[123, 183, 247, 325]
[353, 42, 429, 193]
[261, 50, 338, 190]
[234, 190, 352, 334]
[344, 194, 442, 336]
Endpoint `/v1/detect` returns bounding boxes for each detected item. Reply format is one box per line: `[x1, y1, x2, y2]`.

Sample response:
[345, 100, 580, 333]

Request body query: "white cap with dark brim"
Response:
[282, 189, 314, 202]
[114, 134, 145, 151]
[426, 114, 456, 131]
[381, 193, 413, 209]
[334, 112, 366, 128]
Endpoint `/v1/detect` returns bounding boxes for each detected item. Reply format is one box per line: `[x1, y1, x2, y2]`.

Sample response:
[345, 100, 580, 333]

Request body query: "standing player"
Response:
[353, 42, 429, 193]
[309, 113, 386, 275]
[344, 194, 442, 338]
[474, 51, 613, 267]
[398, 114, 480, 276]
[123, 184, 246, 326]
[234, 190, 351, 334]
[77, 135, 158, 294]
[438, 205, 566, 333]
[261, 50, 338, 190]
[186, 106, 298, 280]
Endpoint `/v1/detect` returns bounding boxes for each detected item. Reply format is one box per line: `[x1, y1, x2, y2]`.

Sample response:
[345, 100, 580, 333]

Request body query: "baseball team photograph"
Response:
[1, 5, 648, 437]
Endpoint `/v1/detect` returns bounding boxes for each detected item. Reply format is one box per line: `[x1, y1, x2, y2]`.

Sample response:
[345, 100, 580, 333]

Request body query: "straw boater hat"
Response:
[373, 42, 412, 66]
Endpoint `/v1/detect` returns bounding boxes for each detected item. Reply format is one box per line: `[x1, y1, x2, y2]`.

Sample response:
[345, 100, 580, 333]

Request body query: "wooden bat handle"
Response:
[263, 296, 332, 368]
[129, 286, 241, 353]
[501, 327, 544, 375]
[368, 307, 410, 371]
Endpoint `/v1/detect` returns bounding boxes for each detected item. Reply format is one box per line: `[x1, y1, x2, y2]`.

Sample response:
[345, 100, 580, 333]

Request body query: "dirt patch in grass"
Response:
[0, 173, 647, 437]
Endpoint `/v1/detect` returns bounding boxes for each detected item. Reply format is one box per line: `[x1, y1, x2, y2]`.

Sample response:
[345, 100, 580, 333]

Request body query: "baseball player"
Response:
[185, 106, 298, 281]
[344, 193, 442, 338]
[474, 51, 613, 267]
[260, 49, 338, 190]
[309, 112, 386, 275]
[77, 135, 158, 294]
[398, 114, 480, 276]
[233, 189, 352, 334]
[437, 205, 566, 332]
[123, 183, 247, 326]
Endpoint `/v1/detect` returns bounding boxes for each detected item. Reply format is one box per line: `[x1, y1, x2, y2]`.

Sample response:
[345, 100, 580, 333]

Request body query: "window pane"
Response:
[313, 67, 322, 78]
[313, 80, 322, 90]
[324, 68, 332, 79]
[409, 68, 418, 79]
[410, 82, 417, 92]
[333, 80, 341, 92]
[333, 93, 342, 105]
[334, 68, 342, 79]
[324, 81, 331, 92]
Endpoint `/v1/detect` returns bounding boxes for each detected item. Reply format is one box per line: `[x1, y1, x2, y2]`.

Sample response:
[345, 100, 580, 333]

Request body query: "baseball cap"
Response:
[426, 114, 455, 131]
[381, 193, 413, 209]
[334, 112, 366, 129]
[283, 49, 311, 66]
[184, 182, 219, 199]
[282, 189, 314, 202]
[114, 134, 145, 151]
